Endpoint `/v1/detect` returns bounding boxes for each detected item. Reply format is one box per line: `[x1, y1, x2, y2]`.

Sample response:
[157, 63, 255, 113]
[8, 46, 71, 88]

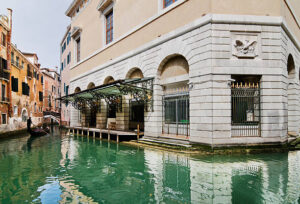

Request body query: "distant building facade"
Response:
[60, 25, 71, 125]
[63, 0, 300, 146]
[9, 48, 44, 129]
[0, 9, 12, 133]
[41, 68, 61, 122]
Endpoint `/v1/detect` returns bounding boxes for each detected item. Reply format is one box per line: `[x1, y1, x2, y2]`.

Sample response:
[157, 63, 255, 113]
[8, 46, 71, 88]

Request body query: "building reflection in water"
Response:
[59, 133, 97, 203]
[144, 149, 300, 203]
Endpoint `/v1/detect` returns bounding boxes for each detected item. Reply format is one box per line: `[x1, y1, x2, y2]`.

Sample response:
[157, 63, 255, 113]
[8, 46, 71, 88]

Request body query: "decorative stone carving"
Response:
[232, 32, 260, 58]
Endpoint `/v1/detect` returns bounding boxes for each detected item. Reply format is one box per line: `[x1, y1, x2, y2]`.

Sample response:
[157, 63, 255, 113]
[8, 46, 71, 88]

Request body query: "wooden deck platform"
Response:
[66, 126, 143, 143]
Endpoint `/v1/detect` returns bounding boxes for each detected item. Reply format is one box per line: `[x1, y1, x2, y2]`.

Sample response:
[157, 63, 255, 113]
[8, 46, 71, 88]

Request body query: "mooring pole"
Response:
[137, 124, 140, 141]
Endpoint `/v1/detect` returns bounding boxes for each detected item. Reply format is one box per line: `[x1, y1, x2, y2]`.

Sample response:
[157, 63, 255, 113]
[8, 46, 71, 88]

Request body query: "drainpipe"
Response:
[7, 8, 13, 117]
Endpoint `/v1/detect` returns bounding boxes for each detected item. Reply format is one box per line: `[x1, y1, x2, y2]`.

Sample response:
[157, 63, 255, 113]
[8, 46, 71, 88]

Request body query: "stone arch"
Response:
[287, 54, 295, 79]
[21, 108, 28, 122]
[74, 87, 81, 93]
[87, 82, 95, 89]
[126, 68, 144, 79]
[157, 54, 189, 82]
[157, 54, 190, 136]
[103, 76, 115, 84]
[287, 54, 298, 135]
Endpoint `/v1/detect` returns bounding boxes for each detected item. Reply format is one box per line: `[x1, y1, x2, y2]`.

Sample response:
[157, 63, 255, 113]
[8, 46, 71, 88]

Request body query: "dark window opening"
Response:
[11, 76, 18, 92]
[107, 103, 116, 118]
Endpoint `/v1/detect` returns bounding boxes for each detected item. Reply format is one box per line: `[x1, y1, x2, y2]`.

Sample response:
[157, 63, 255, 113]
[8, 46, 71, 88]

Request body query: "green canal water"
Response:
[0, 128, 300, 204]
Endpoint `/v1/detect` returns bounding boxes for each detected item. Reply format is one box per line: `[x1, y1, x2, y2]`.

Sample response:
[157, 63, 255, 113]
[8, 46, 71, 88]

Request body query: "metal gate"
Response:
[162, 94, 190, 137]
[231, 82, 260, 137]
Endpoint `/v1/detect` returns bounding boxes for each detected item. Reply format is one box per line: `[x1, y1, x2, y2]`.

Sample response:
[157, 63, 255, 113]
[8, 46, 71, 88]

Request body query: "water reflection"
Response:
[0, 130, 299, 203]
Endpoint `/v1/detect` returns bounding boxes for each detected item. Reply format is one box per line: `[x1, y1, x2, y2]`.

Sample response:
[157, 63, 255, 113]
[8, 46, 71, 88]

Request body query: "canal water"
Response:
[0, 128, 299, 204]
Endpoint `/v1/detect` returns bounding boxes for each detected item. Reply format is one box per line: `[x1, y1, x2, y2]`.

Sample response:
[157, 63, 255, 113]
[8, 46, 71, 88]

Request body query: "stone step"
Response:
[140, 138, 192, 148]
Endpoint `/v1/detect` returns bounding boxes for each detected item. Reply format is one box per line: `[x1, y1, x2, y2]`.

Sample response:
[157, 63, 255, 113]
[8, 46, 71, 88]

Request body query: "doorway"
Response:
[129, 100, 144, 131]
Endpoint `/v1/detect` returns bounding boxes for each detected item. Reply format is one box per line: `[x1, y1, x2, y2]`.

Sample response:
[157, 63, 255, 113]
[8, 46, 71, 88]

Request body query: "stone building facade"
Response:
[41, 68, 61, 122]
[60, 26, 71, 125]
[9, 48, 44, 130]
[64, 0, 300, 146]
[0, 9, 12, 134]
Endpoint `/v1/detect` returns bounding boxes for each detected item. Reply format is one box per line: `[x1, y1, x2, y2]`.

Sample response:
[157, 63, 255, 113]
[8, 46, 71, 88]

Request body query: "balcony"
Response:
[0, 71, 9, 81]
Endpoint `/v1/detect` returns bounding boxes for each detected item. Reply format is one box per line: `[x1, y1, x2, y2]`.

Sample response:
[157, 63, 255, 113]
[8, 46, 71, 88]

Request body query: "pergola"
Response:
[59, 77, 154, 112]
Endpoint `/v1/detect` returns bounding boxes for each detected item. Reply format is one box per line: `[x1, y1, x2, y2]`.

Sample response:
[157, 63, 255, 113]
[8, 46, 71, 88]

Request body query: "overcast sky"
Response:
[0, 0, 73, 71]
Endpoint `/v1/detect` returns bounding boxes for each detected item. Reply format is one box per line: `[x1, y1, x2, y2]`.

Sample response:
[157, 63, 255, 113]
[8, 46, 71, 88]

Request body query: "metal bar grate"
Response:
[162, 94, 190, 137]
[231, 82, 260, 137]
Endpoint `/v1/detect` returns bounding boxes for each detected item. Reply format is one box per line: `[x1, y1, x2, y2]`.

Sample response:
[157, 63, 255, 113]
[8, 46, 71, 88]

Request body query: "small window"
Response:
[11, 52, 14, 63]
[61, 62, 63, 71]
[1, 33, 6, 47]
[1, 84, 6, 101]
[39, 91, 43, 102]
[16, 56, 19, 67]
[163, 0, 178, 8]
[67, 52, 71, 64]
[76, 37, 81, 62]
[106, 11, 113, 44]
[1, 114, 7, 124]
[66, 85, 69, 96]
[67, 32, 71, 45]
[64, 58, 66, 68]
[11, 76, 19, 92]
[41, 76, 44, 84]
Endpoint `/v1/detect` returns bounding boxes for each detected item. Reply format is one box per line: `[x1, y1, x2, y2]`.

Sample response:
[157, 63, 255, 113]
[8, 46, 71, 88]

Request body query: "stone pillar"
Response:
[96, 100, 107, 128]
[116, 96, 129, 130]
[287, 81, 299, 136]
[144, 80, 163, 138]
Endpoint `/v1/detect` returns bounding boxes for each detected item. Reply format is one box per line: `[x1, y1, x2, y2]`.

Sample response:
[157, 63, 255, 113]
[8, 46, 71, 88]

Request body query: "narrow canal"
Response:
[0, 128, 299, 203]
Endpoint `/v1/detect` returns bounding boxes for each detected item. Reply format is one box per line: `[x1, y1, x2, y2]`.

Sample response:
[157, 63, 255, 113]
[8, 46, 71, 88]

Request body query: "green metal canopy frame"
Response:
[59, 77, 154, 112]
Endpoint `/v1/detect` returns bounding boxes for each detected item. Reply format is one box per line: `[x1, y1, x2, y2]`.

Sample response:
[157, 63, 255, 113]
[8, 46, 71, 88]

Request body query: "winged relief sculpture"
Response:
[233, 39, 258, 58]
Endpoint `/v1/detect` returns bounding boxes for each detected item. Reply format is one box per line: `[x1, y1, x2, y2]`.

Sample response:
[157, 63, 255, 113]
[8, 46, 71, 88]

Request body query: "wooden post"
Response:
[100, 129, 102, 139]
[73, 128, 75, 135]
[108, 128, 110, 141]
[77, 129, 79, 136]
[117, 134, 119, 143]
[93, 131, 95, 139]
[137, 124, 140, 141]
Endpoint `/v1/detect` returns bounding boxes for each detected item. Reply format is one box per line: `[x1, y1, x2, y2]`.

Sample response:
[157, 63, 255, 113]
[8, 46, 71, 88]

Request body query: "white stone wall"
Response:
[69, 15, 300, 145]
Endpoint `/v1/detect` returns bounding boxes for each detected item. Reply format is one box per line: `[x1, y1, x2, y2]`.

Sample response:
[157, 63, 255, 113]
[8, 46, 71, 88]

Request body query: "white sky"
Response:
[0, 0, 73, 71]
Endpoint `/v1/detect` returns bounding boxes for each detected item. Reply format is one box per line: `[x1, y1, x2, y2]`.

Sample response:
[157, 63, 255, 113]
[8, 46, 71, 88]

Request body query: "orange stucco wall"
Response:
[10, 46, 44, 125]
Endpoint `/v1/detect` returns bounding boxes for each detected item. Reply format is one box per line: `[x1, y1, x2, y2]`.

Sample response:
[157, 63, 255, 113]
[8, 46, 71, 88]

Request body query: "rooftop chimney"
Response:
[7, 8, 12, 31]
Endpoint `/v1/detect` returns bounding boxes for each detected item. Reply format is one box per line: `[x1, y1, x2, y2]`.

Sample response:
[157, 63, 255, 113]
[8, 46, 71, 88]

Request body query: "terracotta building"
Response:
[0, 9, 12, 133]
[60, 25, 71, 125]
[9, 48, 44, 129]
[61, 0, 300, 146]
[41, 68, 61, 122]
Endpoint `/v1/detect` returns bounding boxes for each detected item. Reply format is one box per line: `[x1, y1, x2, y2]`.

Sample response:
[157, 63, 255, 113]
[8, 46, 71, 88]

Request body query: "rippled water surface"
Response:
[0, 128, 300, 203]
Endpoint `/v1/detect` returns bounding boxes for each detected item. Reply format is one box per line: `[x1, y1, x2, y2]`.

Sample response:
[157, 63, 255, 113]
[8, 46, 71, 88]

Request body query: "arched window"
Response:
[74, 87, 81, 93]
[87, 82, 95, 89]
[159, 55, 189, 136]
[126, 68, 144, 79]
[21, 109, 28, 122]
[103, 76, 115, 85]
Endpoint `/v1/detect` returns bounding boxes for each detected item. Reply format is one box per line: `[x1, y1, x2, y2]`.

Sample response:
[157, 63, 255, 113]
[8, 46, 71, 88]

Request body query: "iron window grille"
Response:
[231, 82, 261, 137]
[162, 93, 189, 136]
